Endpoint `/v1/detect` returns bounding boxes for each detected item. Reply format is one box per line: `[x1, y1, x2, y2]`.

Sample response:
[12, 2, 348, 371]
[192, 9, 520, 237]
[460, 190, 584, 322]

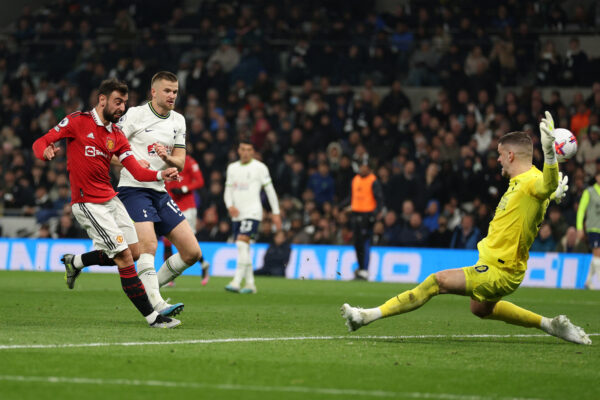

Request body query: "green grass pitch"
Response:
[0, 270, 599, 400]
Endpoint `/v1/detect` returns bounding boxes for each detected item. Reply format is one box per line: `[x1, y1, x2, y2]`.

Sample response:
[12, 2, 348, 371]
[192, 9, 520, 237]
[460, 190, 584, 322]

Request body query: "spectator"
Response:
[307, 162, 335, 208]
[555, 227, 588, 253]
[207, 39, 240, 74]
[531, 222, 556, 253]
[563, 37, 589, 86]
[398, 212, 429, 247]
[450, 214, 480, 249]
[255, 231, 290, 277]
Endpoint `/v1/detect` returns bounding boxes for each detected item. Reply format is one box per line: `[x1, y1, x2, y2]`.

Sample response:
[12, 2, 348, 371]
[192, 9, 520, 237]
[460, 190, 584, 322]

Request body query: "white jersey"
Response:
[117, 102, 186, 192]
[224, 159, 280, 221]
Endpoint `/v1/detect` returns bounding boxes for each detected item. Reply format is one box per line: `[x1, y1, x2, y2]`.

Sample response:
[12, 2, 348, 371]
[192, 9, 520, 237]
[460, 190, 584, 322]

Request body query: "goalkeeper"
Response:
[341, 112, 591, 345]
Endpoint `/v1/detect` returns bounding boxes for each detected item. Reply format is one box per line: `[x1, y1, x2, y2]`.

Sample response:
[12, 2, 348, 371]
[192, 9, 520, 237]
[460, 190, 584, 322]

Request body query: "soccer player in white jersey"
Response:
[224, 139, 282, 294]
[66, 72, 202, 316]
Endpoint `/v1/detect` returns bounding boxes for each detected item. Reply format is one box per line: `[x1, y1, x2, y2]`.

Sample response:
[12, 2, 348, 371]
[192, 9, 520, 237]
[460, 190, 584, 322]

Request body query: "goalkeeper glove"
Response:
[540, 110, 557, 164]
[554, 172, 568, 204]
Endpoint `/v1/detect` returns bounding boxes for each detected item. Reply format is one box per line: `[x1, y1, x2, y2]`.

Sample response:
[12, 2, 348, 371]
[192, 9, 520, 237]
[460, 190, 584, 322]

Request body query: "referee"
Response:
[349, 160, 384, 280]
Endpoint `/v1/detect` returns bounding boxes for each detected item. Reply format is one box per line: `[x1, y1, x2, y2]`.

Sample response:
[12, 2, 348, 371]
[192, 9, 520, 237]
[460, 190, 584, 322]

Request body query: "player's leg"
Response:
[112, 247, 179, 328]
[69, 201, 178, 328]
[158, 218, 202, 286]
[238, 235, 256, 293]
[231, 220, 259, 293]
[469, 266, 591, 344]
[585, 245, 600, 289]
[341, 268, 459, 331]
[184, 207, 210, 285]
[352, 214, 368, 280]
[226, 221, 256, 293]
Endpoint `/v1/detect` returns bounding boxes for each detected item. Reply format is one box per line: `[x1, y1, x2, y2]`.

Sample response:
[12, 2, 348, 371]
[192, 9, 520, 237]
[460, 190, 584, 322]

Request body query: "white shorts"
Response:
[72, 197, 138, 258]
[183, 207, 197, 234]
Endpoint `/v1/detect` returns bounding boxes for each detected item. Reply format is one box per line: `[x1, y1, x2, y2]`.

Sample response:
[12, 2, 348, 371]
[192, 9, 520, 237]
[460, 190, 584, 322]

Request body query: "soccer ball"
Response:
[553, 128, 578, 162]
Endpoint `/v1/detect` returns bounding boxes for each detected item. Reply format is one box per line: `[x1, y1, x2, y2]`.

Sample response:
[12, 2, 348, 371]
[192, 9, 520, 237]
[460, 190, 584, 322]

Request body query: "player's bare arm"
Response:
[271, 214, 282, 231]
[154, 143, 185, 171]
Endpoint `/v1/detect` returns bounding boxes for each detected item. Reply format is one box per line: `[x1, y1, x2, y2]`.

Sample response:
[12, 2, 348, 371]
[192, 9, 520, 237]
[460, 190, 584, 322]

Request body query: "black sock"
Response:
[119, 265, 154, 317]
[82, 250, 116, 266]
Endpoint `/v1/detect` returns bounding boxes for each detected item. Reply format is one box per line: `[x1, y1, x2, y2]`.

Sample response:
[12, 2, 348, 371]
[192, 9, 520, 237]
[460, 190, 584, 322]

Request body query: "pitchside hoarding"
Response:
[0, 239, 597, 289]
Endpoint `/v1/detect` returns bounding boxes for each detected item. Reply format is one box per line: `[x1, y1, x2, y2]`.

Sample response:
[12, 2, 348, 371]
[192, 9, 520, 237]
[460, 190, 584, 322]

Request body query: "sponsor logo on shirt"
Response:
[84, 145, 109, 159]
[147, 143, 173, 156]
[233, 182, 250, 190]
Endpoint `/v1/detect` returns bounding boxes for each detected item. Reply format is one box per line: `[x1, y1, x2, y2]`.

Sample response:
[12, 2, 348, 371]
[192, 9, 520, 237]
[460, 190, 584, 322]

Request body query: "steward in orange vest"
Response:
[349, 162, 384, 280]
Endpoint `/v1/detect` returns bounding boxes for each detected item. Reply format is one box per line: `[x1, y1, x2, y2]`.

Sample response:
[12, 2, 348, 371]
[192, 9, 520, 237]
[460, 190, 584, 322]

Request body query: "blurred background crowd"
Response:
[0, 0, 599, 253]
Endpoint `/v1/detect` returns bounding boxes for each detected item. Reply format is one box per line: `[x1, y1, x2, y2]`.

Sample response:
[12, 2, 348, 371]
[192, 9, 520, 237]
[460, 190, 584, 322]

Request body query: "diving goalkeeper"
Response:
[341, 112, 591, 345]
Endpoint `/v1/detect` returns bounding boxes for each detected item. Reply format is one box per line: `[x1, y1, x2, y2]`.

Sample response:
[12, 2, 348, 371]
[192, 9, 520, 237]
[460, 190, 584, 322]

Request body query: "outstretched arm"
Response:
[121, 153, 179, 182]
[534, 111, 559, 198]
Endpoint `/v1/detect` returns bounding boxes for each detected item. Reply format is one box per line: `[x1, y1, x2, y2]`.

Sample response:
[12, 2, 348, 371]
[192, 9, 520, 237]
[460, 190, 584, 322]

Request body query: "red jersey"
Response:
[165, 155, 204, 211]
[33, 108, 160, 204]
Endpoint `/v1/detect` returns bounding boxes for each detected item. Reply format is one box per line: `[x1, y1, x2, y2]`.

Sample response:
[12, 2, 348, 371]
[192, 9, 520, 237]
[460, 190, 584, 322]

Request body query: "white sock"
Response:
[362, 307, 383, 325]
[73, 255, 84, 269]
[540, 316, 553, 334]
[586, 256, 600, 286]
[145, 310, 160, 324]
[231, 241, 250, 287]
[157, 253, 190, 287]
[239, 241, 255, 287]
[137, 253, 164, 308]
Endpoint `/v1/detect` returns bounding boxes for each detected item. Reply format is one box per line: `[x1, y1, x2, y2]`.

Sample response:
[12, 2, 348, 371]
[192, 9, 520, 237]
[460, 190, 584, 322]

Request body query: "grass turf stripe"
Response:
[0, 374, 545, 400]
[0, 333, 597, 350]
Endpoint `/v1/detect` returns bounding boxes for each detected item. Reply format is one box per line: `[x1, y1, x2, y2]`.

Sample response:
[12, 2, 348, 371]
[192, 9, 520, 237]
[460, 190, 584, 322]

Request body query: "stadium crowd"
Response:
[0, 0, 599, 252]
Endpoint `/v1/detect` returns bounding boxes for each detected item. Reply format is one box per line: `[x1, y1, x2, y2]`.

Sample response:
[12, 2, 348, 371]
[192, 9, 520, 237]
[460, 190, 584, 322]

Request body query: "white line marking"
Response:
[0, 333, 597, 350]
[0, 375, 545, 400]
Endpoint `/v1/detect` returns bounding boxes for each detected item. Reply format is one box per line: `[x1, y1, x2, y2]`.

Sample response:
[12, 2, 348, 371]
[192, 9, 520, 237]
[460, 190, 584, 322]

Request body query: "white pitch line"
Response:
[0, 333, 597, 350]
[0, 375, 545, 400]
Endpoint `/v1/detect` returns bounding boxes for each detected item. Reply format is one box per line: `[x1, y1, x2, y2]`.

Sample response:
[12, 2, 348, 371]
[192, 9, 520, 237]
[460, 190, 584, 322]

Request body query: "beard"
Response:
[103, 107, 121, 124]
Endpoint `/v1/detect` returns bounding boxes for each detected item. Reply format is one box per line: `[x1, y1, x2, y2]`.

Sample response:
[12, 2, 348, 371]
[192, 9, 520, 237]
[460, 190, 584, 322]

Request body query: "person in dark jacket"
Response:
[255, 231, 291, 277]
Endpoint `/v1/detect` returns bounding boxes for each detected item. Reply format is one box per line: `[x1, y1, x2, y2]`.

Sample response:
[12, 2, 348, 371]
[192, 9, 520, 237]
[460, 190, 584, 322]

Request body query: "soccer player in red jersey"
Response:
[164, 154, 211, 286]
[32, 78, 181, 328]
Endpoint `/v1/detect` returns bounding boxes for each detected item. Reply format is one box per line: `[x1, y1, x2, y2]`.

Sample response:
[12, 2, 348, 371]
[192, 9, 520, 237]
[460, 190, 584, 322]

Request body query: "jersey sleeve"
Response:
[116, 108, 137, 139]
[260, 163, 273, 187]
[576, 189, 590, 230]
[529, 163, 559, 200]
[224, 164, 233, 208]
[187, 158, 205, 190]
[114, 131, 135, 163]
[174, 115, 186, 149]
[261, 163, 280, 214]
[32, 115, 77, 160]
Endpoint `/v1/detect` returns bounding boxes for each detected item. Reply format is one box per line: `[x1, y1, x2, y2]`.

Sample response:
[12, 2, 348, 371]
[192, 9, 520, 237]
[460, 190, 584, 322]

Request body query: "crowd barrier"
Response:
[0, 238, 597, 289]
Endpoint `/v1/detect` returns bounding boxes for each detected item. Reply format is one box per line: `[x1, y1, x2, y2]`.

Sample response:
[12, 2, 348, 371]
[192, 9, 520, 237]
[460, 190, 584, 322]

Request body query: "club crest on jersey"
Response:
[106, 138, 115, 151]
[116, 235, 124, 244]
[147, 144, 157, 156]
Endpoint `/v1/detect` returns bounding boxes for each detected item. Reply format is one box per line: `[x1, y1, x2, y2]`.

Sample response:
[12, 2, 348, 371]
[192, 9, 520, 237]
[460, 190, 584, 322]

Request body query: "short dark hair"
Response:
[238, 137, 253, 147]
[98, 78, 128, 98]
[498, 131, 532, 158]
[151, 71, 178, 86]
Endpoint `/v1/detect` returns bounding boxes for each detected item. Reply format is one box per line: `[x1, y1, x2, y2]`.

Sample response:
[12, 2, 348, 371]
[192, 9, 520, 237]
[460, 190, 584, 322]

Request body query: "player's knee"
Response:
[130, 248, 140, 261]
[181, 247, 202, 266]
[470, 303, 492, 319]
[434, 271, 450, 292]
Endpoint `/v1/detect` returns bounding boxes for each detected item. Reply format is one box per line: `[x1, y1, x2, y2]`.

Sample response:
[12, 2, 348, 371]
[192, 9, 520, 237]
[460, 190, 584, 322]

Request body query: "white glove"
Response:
[540, 111, 556, 164]
[554, 172, 568, 204]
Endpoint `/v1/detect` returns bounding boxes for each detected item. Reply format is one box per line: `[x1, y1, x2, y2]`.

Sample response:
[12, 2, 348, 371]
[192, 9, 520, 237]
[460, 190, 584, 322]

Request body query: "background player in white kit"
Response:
[224, 139, 282, 294]
[116, 71, 203, 314]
